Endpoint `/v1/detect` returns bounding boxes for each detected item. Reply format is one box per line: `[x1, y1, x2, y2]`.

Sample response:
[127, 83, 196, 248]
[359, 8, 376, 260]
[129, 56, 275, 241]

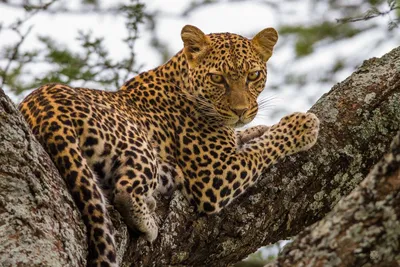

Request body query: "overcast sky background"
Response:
[1, 0, 398, 261]
[1, 0, 399, 127]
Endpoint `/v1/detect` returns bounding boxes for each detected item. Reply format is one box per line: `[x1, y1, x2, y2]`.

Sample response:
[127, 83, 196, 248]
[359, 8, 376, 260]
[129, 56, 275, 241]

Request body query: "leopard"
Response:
[19, 25, 319, 267]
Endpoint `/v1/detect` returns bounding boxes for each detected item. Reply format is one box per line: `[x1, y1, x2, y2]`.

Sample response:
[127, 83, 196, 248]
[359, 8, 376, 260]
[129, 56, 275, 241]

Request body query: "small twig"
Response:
[6, 0, 58, 30]
[0, 26, 33, 88]
[336, 3, 400, 24]
[1, 1, 120, 15]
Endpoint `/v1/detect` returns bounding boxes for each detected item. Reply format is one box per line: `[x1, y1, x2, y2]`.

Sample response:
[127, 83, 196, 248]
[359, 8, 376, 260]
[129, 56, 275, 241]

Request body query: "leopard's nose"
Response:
[231, 107, 248, 117]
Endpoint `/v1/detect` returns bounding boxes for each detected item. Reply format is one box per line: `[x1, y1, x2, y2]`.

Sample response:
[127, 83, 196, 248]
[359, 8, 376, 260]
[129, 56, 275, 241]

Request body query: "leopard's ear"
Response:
[251, 28, 278, 62]
[181, 25, 210, 68]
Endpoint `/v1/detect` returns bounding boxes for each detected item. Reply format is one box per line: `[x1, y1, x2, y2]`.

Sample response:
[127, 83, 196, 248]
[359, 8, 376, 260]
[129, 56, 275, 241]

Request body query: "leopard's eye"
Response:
[247, 71, 261, 82]
[209, 74, 225, 84]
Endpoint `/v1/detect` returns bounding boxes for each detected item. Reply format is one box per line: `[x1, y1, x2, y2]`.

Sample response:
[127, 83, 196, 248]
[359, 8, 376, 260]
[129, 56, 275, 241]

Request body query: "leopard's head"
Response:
[181, 25, 278, 128]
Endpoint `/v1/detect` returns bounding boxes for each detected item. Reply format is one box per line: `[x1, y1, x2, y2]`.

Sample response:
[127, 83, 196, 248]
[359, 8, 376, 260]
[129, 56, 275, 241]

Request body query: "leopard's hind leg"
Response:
[41, 124, 117, 267]
[111, 139, 159, 242]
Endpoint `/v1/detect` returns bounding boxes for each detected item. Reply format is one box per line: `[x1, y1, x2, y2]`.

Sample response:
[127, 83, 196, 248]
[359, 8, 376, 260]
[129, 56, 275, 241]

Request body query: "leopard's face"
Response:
[181, 26, 278, 128]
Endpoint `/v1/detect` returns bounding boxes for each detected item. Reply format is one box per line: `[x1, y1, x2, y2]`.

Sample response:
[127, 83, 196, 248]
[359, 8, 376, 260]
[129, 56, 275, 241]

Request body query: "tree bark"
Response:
[265, 131, 400, 267]
[0, 46, 399, 267]
[0, 90, 87, 266]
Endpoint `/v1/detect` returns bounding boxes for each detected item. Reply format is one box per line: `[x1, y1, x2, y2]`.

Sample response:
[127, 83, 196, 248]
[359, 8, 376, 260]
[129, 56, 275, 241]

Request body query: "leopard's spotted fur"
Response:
[19, 25, 319, 266]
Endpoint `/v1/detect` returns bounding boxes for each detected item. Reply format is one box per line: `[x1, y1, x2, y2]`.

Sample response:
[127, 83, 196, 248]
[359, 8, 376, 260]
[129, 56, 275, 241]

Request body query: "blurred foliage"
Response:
[279, 22, 363, 57]
[335, 0, 399, 29]
[163, 0, 399, 98]
[33, 32, 131, 88]
[0, 0, 149, 94]
[0, 0, 399, 96]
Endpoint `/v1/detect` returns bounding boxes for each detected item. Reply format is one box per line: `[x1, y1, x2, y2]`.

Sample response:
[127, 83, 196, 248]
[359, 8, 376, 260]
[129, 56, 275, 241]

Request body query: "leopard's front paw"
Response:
[298, 113, 319, 151]
[237, 125, 270, 145]
[276, 112, 320, 154]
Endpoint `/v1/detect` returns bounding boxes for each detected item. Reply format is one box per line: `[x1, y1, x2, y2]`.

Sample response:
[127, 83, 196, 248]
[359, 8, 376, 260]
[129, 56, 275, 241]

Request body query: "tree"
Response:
[0, 0, 148, 95]
[1, 44, 399, 266]
[0, 86, 86, 266]
[266, 131, 400, 266]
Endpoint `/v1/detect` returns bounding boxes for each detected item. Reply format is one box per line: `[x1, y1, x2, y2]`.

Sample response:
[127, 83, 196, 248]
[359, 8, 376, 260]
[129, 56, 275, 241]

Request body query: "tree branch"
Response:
[336, 1, 400, 24]
[119, 46, 400, 266]
[0, 89, 86, 266]
[0, 26, 33, 88]
[266, 130, 400, 266]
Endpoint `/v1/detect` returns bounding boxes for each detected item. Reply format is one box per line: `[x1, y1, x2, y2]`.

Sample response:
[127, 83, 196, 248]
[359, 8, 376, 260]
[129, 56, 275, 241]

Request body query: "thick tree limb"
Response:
[0, 46, 399, 267]
[266, 131, 400, 266]
[0, 90, 86, 266]
[120, 46, 400, 266]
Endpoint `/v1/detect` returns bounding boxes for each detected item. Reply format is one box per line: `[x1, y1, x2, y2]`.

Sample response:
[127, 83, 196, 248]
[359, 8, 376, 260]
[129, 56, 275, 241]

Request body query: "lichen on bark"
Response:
[266, 131, 400, 266]
[0, 90, 87, 267]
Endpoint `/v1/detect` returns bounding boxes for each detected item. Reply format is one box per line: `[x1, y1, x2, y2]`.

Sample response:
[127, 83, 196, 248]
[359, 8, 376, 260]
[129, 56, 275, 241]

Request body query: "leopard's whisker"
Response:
[257, 97, 277, 110]
[180, 92, 225, 120]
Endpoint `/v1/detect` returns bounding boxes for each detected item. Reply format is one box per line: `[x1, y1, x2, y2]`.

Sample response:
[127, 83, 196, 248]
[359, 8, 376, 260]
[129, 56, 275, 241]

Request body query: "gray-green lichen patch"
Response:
[314, 191, 325, 201]
[327, 172, 364, 210]
[248, 193, 262, 205]
[312, 189, 329, 212]
[302, 161, 317, 176]
[386, 94, 400, 127]
[363, 92, 376, 104]
[1, 91, 86, 267]
[160, 192, 188, 250]
[369, 250, 382, 263]
[317, 100, 339, 124]
[351, 94, 400, 142]
[171, 251, 189, 264]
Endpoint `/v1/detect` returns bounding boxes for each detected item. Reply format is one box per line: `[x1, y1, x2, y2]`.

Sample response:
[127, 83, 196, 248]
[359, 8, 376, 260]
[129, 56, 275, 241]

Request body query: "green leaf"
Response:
[279, 22, 362, 57]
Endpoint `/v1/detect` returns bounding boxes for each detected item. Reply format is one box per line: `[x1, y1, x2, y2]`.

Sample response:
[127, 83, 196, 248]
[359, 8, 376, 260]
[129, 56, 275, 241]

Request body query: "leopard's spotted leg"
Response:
[233, 113, 319, 208]
[41, 124, 117, 267]
[183, 112, 319, 214]
[266, 112, 320, 152]
[112, 149, 159, 242]
[156, 159, 180, 195]
[236, 125, 270, 147]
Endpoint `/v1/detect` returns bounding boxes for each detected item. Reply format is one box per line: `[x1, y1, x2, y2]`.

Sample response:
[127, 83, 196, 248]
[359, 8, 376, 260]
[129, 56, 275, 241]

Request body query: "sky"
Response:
[0, 0, 399, 128]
